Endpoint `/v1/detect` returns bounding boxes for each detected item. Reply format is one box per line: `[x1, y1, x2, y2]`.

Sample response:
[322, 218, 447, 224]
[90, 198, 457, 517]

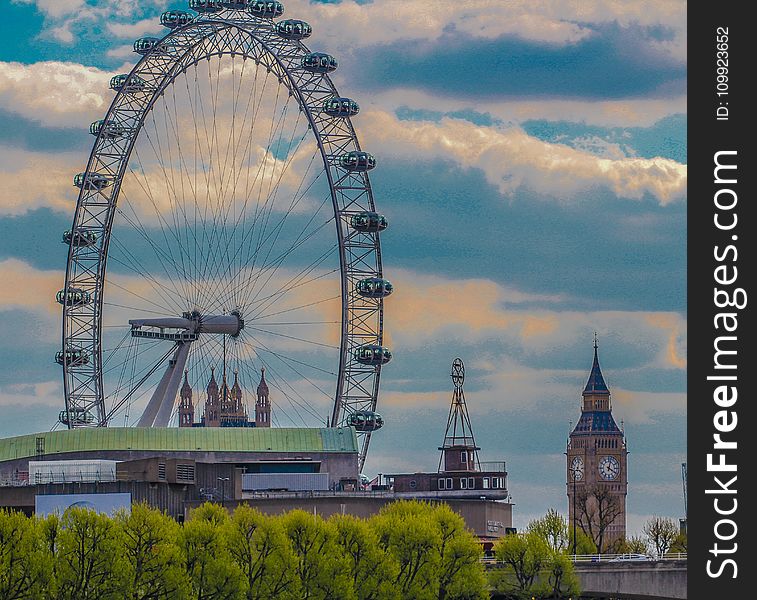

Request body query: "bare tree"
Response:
[643, 517, 678, 558]
[575, 486, 623, 553]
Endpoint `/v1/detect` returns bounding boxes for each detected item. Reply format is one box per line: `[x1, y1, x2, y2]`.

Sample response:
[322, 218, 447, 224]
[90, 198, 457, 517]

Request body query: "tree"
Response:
[331, 514, 399, 600]
[118, 503, 189, 599]
[492, 531, 551, 597]
[618, 535, 648, 555]
[282, 509, 353, 600]
[527, 509, 569, 553]
[643, 517, 678, 558]
[183, 502, 244, 599]
[54, 507, 127, 600]
[574, 486, 623, 552]
[371, 501, 441, 600]
[224, 505, 301, 600]
[537, 552, 580, 600]
[0, 509, 50, 599]
[670, 532, 687, 554]
[430, 504, 487, 600]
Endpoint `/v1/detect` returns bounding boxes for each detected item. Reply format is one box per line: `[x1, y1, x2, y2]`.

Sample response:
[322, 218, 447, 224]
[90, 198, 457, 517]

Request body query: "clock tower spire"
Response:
[567, 336, 628, 552]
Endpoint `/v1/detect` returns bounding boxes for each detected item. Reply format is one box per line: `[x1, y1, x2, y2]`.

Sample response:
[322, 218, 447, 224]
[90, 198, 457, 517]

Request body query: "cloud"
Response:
[106, 17, 163, 39]
[0, 61, 110, 127]
[0, 380, 61, 407]
[0, 258, 61, 318]
[285, 0, 685, 58]
[359, 110, 686, 204]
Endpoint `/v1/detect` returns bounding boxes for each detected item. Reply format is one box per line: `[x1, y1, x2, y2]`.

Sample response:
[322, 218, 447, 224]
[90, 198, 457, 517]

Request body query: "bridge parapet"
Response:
[575, 559, 687, 600]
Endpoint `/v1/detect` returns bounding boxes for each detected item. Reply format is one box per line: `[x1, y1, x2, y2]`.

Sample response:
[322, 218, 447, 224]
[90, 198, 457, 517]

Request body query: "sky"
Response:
[0, 0, 686, 535]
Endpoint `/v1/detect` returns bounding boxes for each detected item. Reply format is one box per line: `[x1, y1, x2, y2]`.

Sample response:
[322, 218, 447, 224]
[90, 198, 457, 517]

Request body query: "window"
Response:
[483, 477, 490, 489]
[492, 477, 499, 489]
[158, 463, 166, 480]
[438, 478, 446, 490]
[468, 477, 475, 489]
[461, 478, 468, 489]
[461, 451, 467, 463]
[446, 478, 452, 489]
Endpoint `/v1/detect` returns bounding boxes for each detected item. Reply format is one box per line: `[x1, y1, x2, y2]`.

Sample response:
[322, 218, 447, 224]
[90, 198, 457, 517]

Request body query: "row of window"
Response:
[437, 476, 506, 490]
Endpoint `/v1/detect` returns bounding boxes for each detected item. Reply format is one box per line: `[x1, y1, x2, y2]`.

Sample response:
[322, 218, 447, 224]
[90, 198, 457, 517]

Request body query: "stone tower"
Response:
[204, 366, 221, 427]
[178, 369, 193, 427]
[255, 368, 271, 427]
[567, 337, 628, 551]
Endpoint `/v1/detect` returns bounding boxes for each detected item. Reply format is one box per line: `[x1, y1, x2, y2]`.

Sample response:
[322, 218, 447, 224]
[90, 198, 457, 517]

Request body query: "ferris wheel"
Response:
[57, 0, 392, 469]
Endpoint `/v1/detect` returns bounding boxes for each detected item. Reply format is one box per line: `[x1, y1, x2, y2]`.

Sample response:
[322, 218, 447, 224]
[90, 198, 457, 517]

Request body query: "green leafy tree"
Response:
[0, 509, 50, 599]
[282, 509, 353, 600]
[224, 505, 301, 600]
[643, 516, 678, 558]
[492, 531, 551, 597]
[118, 503, 189, 599]
[183, 502, 244, 599]
[527, 509, 569, 553]
[573, 529, 597, 555]
[431, 504, 487, 600]
[534, 552, 580, 599]
[371, 501, 441, 600]
[54, 507, 127, 600]
[618, 535, 649, 555]
[670, 532, 687, 554]
[38, 513, 61, 598]
[331, 514, 399, 600]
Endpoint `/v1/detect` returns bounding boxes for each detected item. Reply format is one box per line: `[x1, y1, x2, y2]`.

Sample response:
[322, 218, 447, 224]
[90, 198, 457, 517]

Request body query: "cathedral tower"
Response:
[178, 369, 193, 427]
[567, 337, 628, 551]
[255, 368, 271, 427]
[204, 366, 221, 427]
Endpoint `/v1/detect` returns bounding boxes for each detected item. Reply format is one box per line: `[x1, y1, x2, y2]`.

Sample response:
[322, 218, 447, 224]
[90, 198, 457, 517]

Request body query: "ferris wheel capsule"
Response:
[219, 1, 248, 8]
[56, 288, 92, 307]
[61, 229, 97, 248]
[349, 211, 387, 233]
[74, 172, 112, 190]
[354, 344, 392, 366]
[276, 19, 312, 40]
[55, 348, 90, 367]
[160, 10, 195, 28]
[189, 0, 222, 12]
[355, 277, 393, 299]
[323, 97, 359, 117]
[133, 37, 170, 55]
[339, 151, 376, 172]
[89, 119, 126, 139]
[110, 74, 147, 93]
[248, 1, 284, 19]
[302, 52, 337, 73]
[348, 410, 384, 432]
[63, 229, 98, 247]
[58, 408, 95, 426]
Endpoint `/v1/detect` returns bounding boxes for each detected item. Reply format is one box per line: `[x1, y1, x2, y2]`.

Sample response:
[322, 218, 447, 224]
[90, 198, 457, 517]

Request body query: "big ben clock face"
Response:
[570, 456, 584, 481]
[599, 456, 620, 480]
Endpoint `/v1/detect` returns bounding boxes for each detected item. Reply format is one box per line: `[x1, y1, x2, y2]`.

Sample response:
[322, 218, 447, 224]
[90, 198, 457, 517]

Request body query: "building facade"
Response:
[567, 340, 628, 550]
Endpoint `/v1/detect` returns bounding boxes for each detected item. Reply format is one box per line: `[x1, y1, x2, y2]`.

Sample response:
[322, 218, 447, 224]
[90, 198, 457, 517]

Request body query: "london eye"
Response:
[58, 0, 391, 469]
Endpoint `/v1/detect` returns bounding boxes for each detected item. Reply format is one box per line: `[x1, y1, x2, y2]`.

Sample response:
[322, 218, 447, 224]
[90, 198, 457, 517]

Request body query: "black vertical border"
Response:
[689, 3, 755, 599]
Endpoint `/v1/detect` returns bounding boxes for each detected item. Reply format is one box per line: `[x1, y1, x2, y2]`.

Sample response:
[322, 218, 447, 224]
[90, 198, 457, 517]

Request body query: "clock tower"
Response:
[567, 336, 628, 551]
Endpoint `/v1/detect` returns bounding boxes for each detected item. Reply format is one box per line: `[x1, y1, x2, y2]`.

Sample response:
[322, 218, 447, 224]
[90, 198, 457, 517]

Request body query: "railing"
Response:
[479, 461, 506, 472]
[482, 553, 687, 565]
[569, 553, 687, 563]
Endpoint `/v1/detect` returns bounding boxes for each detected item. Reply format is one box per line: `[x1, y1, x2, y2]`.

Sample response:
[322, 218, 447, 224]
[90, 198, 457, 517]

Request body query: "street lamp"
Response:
[218, 476, 230, 508]
[570, 467, 579, 555]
